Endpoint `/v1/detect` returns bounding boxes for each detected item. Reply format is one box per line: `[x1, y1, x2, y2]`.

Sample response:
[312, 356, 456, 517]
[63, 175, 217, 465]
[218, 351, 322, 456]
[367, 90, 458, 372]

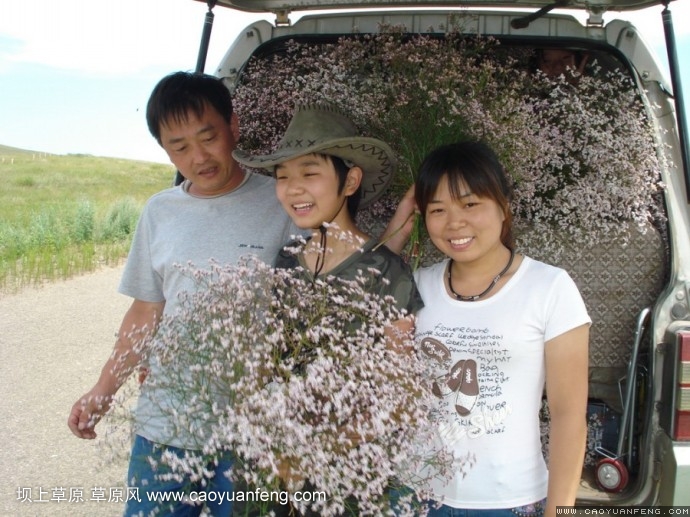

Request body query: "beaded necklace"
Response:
[447, 248, 515, 301]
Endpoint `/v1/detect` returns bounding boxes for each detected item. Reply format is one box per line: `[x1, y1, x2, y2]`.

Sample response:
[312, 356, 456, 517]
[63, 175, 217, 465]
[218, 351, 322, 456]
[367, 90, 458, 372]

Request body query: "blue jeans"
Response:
[426, 499, 546, 517]
[123, 434, 234, 517]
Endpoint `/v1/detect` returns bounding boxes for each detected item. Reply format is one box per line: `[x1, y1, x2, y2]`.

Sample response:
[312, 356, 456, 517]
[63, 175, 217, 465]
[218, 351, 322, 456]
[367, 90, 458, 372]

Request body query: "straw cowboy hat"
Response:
[232, 102, 396, 208]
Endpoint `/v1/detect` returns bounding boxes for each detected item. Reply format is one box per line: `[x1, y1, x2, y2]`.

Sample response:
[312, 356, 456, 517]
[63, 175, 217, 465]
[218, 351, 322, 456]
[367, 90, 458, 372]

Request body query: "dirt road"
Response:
[0, 266, 131, 516]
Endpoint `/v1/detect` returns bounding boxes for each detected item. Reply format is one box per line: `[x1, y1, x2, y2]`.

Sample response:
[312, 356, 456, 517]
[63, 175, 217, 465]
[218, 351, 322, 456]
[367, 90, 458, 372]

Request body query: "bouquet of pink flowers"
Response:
[122, 256, 453, 516]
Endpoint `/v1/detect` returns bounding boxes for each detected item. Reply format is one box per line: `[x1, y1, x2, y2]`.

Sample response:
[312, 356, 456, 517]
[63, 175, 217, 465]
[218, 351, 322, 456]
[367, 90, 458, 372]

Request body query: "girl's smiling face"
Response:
[424, 175, 506, 265]
[275, 153, 360, 230]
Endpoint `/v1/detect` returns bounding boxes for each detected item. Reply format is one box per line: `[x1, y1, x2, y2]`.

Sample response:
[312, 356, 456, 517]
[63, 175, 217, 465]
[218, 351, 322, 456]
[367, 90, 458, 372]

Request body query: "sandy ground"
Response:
[0, 265, 132, 516]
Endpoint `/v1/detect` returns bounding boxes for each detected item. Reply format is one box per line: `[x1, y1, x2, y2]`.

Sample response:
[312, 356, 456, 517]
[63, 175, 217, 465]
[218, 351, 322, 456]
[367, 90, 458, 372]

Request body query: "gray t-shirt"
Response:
[119, 172, 297, 448]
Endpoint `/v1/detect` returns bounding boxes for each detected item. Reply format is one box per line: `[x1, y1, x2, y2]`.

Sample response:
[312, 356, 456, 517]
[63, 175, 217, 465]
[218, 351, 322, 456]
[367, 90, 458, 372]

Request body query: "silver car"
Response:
[191, 0, 690, 507]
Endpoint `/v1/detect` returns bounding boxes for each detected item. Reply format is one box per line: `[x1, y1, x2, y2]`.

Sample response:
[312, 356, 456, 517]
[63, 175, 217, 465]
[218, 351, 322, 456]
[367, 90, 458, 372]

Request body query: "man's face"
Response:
[539, 49, 577, 79]
[159, 104, 243, 197]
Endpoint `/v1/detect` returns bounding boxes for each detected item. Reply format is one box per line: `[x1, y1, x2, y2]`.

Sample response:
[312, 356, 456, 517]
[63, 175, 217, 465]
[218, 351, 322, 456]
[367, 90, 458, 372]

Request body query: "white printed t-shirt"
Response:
[414, 256, 590, 509]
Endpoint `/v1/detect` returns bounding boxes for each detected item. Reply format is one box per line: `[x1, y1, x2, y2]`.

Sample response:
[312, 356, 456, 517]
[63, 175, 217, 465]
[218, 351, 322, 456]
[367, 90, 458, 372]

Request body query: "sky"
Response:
[1, 0, 689, 165]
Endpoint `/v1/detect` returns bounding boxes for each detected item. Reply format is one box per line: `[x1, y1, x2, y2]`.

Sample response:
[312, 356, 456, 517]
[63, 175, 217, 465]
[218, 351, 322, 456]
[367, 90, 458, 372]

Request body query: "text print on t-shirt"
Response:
[420, 323, 513, 441]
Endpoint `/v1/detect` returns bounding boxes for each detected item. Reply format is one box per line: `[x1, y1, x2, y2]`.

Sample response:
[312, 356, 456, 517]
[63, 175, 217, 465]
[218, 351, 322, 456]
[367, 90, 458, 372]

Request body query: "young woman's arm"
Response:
[544, 323, 590, 517]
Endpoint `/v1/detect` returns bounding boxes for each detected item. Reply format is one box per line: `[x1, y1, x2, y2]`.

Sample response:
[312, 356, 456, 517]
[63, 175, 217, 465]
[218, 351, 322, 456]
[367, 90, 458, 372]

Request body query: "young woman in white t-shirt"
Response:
[412, 141, 591, 517]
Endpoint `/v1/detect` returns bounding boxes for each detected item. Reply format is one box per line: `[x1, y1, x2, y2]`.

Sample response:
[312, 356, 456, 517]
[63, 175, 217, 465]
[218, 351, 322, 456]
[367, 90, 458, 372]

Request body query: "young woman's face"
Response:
[424, 175, 506, 263]
[275, 154, 359, 230]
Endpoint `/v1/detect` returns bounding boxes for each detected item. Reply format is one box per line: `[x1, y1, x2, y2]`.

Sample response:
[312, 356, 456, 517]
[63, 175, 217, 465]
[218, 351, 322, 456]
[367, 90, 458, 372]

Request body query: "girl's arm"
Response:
[544, 323, 590, 517]
[379, 186, 417, 254]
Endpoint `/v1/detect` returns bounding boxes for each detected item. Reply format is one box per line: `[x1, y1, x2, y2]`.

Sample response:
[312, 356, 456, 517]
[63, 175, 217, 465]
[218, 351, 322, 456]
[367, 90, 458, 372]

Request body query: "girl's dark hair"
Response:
[146, 72, 234, 144]
[318, 154, 362, 218]
[415, 141, 515, 249]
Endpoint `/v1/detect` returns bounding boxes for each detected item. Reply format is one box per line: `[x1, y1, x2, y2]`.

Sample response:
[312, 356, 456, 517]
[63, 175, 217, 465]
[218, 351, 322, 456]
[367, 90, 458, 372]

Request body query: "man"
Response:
[536, 48, 589, 83]
[67, 71, 298, 516]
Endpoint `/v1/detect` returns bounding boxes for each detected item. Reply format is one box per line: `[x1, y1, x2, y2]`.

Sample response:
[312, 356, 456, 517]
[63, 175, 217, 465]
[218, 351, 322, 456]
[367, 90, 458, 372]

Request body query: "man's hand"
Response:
[67, 299, 163, 440]
[67, 386, 113, 439]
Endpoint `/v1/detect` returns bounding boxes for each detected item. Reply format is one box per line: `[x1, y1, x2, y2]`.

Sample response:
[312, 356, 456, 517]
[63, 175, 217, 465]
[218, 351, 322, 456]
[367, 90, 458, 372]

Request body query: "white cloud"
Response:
[0, 0, 272, 162]
[0, 0, 263, 75]
[1, 0, 686, 75]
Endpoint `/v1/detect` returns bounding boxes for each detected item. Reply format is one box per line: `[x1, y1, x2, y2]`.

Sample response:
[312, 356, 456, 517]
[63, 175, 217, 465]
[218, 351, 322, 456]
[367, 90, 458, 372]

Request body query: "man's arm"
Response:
[68, 299, 164, 439]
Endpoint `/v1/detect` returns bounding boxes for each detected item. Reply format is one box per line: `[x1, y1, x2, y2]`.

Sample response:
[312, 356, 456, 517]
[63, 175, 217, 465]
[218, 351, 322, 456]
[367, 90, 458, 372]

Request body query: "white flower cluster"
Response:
[126, 257, 452, 516]
[234, 26, 665, 261]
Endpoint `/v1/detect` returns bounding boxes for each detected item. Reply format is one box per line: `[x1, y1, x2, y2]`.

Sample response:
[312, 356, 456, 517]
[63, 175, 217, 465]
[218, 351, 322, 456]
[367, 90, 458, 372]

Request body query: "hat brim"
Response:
[233, 137, 396, 208]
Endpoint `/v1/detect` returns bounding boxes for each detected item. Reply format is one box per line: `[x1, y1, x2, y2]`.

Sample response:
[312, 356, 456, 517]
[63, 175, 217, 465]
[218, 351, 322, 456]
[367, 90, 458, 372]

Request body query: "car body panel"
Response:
[198, 0, 669, 14]
[201, 0, 690, 506]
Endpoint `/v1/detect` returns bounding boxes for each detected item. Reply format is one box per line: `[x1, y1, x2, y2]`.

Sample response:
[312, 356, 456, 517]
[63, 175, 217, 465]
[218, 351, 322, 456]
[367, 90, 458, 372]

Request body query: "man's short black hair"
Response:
[146, 71, 233, 144]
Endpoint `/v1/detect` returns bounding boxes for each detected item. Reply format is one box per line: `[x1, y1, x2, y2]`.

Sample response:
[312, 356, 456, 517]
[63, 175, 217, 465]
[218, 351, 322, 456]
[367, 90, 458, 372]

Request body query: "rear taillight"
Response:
[675, 332, 690, 441]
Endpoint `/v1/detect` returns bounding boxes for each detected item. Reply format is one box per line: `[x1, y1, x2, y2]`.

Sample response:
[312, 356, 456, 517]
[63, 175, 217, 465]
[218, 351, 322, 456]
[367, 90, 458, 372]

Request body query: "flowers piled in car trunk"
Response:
[125, 256, 453, 516]
[233, 25, 665, 262]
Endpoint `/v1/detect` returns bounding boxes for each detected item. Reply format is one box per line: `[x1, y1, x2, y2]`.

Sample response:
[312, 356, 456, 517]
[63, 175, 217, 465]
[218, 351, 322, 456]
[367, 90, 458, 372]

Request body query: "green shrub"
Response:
[98, 197, 142, 242]
[27, 209, 69, 251]
[71, 200, 95, 243]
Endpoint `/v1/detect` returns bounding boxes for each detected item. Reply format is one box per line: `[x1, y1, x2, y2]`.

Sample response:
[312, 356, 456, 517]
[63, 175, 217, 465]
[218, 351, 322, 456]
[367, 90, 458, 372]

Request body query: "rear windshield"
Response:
[232, 29, 666, 261]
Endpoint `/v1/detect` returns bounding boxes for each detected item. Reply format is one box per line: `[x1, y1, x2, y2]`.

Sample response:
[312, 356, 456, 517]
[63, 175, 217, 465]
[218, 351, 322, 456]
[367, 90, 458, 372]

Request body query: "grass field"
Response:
[0, 145, 174, 291]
